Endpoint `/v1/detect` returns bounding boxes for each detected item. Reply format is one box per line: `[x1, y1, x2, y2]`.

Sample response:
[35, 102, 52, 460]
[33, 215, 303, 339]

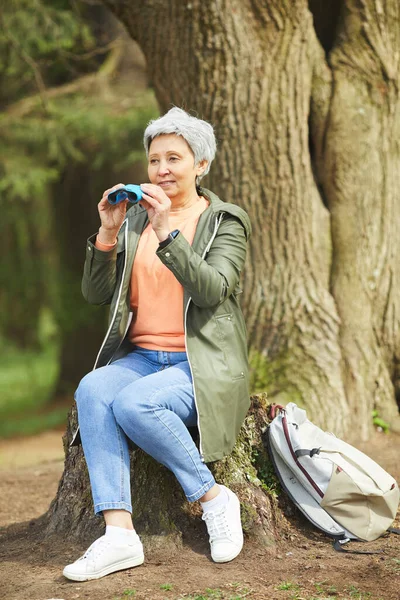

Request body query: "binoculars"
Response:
[107, 184, 143, 205]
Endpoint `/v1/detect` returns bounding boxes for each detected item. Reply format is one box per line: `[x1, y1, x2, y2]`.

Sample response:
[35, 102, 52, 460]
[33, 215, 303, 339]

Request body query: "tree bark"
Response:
[311, 0, 400, 435]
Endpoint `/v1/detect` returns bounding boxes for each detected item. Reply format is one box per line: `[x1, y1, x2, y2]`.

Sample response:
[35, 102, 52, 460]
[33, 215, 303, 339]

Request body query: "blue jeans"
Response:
[75, 347, 216, 515]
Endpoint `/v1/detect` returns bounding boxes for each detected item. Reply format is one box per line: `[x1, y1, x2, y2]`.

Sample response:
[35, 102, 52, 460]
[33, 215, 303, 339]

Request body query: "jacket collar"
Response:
[199, 187, 252, 240]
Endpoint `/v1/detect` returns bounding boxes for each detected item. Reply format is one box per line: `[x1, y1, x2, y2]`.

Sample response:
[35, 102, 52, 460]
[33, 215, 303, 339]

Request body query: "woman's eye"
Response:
[150, 159, 159, 164]
[169, 156, 179, 162]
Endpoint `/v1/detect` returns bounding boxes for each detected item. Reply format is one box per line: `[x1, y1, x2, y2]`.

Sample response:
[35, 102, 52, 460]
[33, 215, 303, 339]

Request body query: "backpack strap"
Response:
[333, 538, 383, 555]
[333, 528, 400, 553]
[295, 448, 321, 458]
[388, 527, 400, 535]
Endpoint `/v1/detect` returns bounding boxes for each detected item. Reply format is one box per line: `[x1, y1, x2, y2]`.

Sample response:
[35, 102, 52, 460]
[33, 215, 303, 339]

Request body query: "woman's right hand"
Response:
[97, 184, 129, 243]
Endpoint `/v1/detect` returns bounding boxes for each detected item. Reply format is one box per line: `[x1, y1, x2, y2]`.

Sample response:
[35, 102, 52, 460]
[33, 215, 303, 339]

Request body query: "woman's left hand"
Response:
[140, 184, 171, 242]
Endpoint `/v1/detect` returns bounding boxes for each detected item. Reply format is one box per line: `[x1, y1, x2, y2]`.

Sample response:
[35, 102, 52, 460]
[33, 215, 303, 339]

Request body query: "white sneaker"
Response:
[202, 486, 243, 563]
[63, 533, 144, 581]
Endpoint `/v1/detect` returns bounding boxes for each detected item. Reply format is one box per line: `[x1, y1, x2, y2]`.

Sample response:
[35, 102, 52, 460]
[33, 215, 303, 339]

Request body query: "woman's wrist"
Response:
[98, 226, 118, 245]
[155, 228, 171, 243]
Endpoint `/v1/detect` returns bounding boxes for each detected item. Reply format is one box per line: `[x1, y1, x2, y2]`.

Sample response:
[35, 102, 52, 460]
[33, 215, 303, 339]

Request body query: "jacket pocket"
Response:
[215, 313, 245, 380]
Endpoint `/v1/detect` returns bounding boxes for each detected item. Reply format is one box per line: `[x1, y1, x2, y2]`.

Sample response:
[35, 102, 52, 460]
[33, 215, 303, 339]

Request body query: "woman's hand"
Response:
[97, 184, 129, 244]
[140, 183, 171, 242]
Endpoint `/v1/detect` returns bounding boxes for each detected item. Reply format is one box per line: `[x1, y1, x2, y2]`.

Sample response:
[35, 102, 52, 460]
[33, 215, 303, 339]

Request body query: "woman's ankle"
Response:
[103, 509, 134, 530]
[199, 483, 220, 503]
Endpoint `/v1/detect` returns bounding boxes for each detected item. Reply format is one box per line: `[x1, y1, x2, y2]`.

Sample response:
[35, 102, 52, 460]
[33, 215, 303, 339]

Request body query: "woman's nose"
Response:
[158, 160, 170, 175]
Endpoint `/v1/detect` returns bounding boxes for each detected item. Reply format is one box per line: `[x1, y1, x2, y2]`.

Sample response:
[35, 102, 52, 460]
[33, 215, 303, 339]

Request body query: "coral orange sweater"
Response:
[96, 197, 209, 351]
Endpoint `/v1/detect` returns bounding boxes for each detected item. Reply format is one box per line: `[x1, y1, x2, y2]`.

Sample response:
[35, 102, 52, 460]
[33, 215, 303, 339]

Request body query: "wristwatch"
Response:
[158, 229, 180, 249]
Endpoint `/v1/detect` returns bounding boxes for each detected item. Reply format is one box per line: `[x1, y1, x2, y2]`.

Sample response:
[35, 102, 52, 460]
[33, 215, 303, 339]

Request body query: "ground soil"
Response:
[0, 429, 399, 600]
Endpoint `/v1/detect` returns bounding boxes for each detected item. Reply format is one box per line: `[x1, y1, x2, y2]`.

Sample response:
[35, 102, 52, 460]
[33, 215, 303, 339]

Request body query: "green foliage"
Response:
[0, 0, 94, 105]
[0, 95, 156, 203]
[0, 0, 157, 201]
[0, 329, 63, 438]
[371, 410, 389, 433]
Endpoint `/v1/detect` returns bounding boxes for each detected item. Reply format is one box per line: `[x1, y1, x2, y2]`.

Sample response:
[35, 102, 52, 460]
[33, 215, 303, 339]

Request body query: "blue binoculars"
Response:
[107, 184, 143, 205]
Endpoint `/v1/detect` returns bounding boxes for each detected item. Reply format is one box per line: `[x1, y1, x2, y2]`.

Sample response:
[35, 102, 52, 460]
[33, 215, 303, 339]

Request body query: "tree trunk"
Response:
[311, 0, 400, 437]
[0, 201, 46, 349]
[44, 0, 400, 547]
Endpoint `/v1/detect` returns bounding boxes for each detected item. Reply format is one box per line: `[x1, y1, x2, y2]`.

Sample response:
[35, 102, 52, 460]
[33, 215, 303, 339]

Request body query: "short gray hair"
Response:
[143, 107, 217, 182]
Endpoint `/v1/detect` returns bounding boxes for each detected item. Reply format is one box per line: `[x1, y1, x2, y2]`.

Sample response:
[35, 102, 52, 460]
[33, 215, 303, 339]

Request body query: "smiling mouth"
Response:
[159, 181, 174, 185]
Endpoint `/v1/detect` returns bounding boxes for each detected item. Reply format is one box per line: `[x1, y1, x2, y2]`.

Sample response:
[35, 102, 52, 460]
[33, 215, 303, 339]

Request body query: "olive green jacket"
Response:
[73, 188, 251, 462]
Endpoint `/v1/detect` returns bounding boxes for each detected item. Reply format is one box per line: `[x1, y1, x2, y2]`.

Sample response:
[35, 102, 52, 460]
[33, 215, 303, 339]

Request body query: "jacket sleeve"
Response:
[81, 233, 120, 305]
[156, 215, 248, 308]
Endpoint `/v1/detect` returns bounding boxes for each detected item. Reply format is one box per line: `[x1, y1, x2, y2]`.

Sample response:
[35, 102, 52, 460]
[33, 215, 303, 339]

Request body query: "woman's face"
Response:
[148, 134, 206, 201]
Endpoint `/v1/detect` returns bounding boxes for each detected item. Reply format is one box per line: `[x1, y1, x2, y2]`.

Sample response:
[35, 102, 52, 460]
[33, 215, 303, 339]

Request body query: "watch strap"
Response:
[158, 229, 180, 249]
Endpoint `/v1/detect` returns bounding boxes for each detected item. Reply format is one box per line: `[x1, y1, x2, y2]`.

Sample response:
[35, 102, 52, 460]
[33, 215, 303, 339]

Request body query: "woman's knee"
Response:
[113, 388, 138, 424]
[75, 368, 111, 408]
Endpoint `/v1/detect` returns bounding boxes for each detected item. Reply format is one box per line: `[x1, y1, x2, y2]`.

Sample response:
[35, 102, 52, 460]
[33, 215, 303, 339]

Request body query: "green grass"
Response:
[114, 588, 251, 600]
[273, 580, 384, 600]
[0, 341, 66, 438]
[276, 582, 300, 592]
[385, 557, 400, 574]
[114, 590, 137, 600]
[346, 586, 372, 599]
[172, 585, 252, 600]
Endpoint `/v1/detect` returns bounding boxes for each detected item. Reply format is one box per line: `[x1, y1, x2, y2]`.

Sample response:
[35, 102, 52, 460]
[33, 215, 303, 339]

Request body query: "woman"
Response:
[63, 107, 252, 581]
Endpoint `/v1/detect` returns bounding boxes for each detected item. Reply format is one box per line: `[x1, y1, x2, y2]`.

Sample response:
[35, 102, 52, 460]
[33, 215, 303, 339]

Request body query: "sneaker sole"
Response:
[63, 553, 144, 581]
[212, 542, 243, 563]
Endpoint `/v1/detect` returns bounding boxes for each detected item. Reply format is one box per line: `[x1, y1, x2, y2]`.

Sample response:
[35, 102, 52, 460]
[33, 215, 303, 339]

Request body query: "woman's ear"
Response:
[196, 159, 208, 176]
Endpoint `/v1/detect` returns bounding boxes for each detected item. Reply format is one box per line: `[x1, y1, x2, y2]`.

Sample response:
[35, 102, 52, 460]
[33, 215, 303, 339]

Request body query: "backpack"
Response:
[265, 402, 400, 552]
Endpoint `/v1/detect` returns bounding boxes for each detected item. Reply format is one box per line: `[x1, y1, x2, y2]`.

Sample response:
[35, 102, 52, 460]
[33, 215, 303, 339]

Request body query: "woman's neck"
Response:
[170, 189, 200, 213]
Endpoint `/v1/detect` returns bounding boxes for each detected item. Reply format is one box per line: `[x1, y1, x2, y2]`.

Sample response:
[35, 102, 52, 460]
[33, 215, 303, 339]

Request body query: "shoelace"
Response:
[78, 536, 110, 562]
[202, 506, 232, 541]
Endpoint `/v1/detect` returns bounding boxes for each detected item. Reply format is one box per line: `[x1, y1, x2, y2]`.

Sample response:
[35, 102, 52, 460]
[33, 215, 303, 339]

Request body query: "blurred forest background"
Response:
[0, 0, 158, 437]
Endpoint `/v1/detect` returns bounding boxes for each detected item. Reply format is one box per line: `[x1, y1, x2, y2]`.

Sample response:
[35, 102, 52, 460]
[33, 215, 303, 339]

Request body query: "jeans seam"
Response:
[94, 501, 132, 515]
[152, 406, 207, 488]
[186, 477, 216, 502]
[148, 385, 208, 489]
[115, 421, 126, 503]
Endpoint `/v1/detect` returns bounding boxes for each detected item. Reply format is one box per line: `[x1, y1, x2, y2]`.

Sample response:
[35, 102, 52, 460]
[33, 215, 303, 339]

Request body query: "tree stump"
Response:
[44, 394, 287, 551]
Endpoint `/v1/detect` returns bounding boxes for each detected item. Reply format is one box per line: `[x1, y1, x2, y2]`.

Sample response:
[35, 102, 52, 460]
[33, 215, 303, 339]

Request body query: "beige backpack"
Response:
[266, 403, 399, 551]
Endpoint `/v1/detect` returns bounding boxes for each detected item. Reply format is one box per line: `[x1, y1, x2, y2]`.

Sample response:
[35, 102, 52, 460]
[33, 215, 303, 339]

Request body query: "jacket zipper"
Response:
[93, 220, 129, 370]
[184, 214, 224, 461]
[71, 219, 132, 447]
